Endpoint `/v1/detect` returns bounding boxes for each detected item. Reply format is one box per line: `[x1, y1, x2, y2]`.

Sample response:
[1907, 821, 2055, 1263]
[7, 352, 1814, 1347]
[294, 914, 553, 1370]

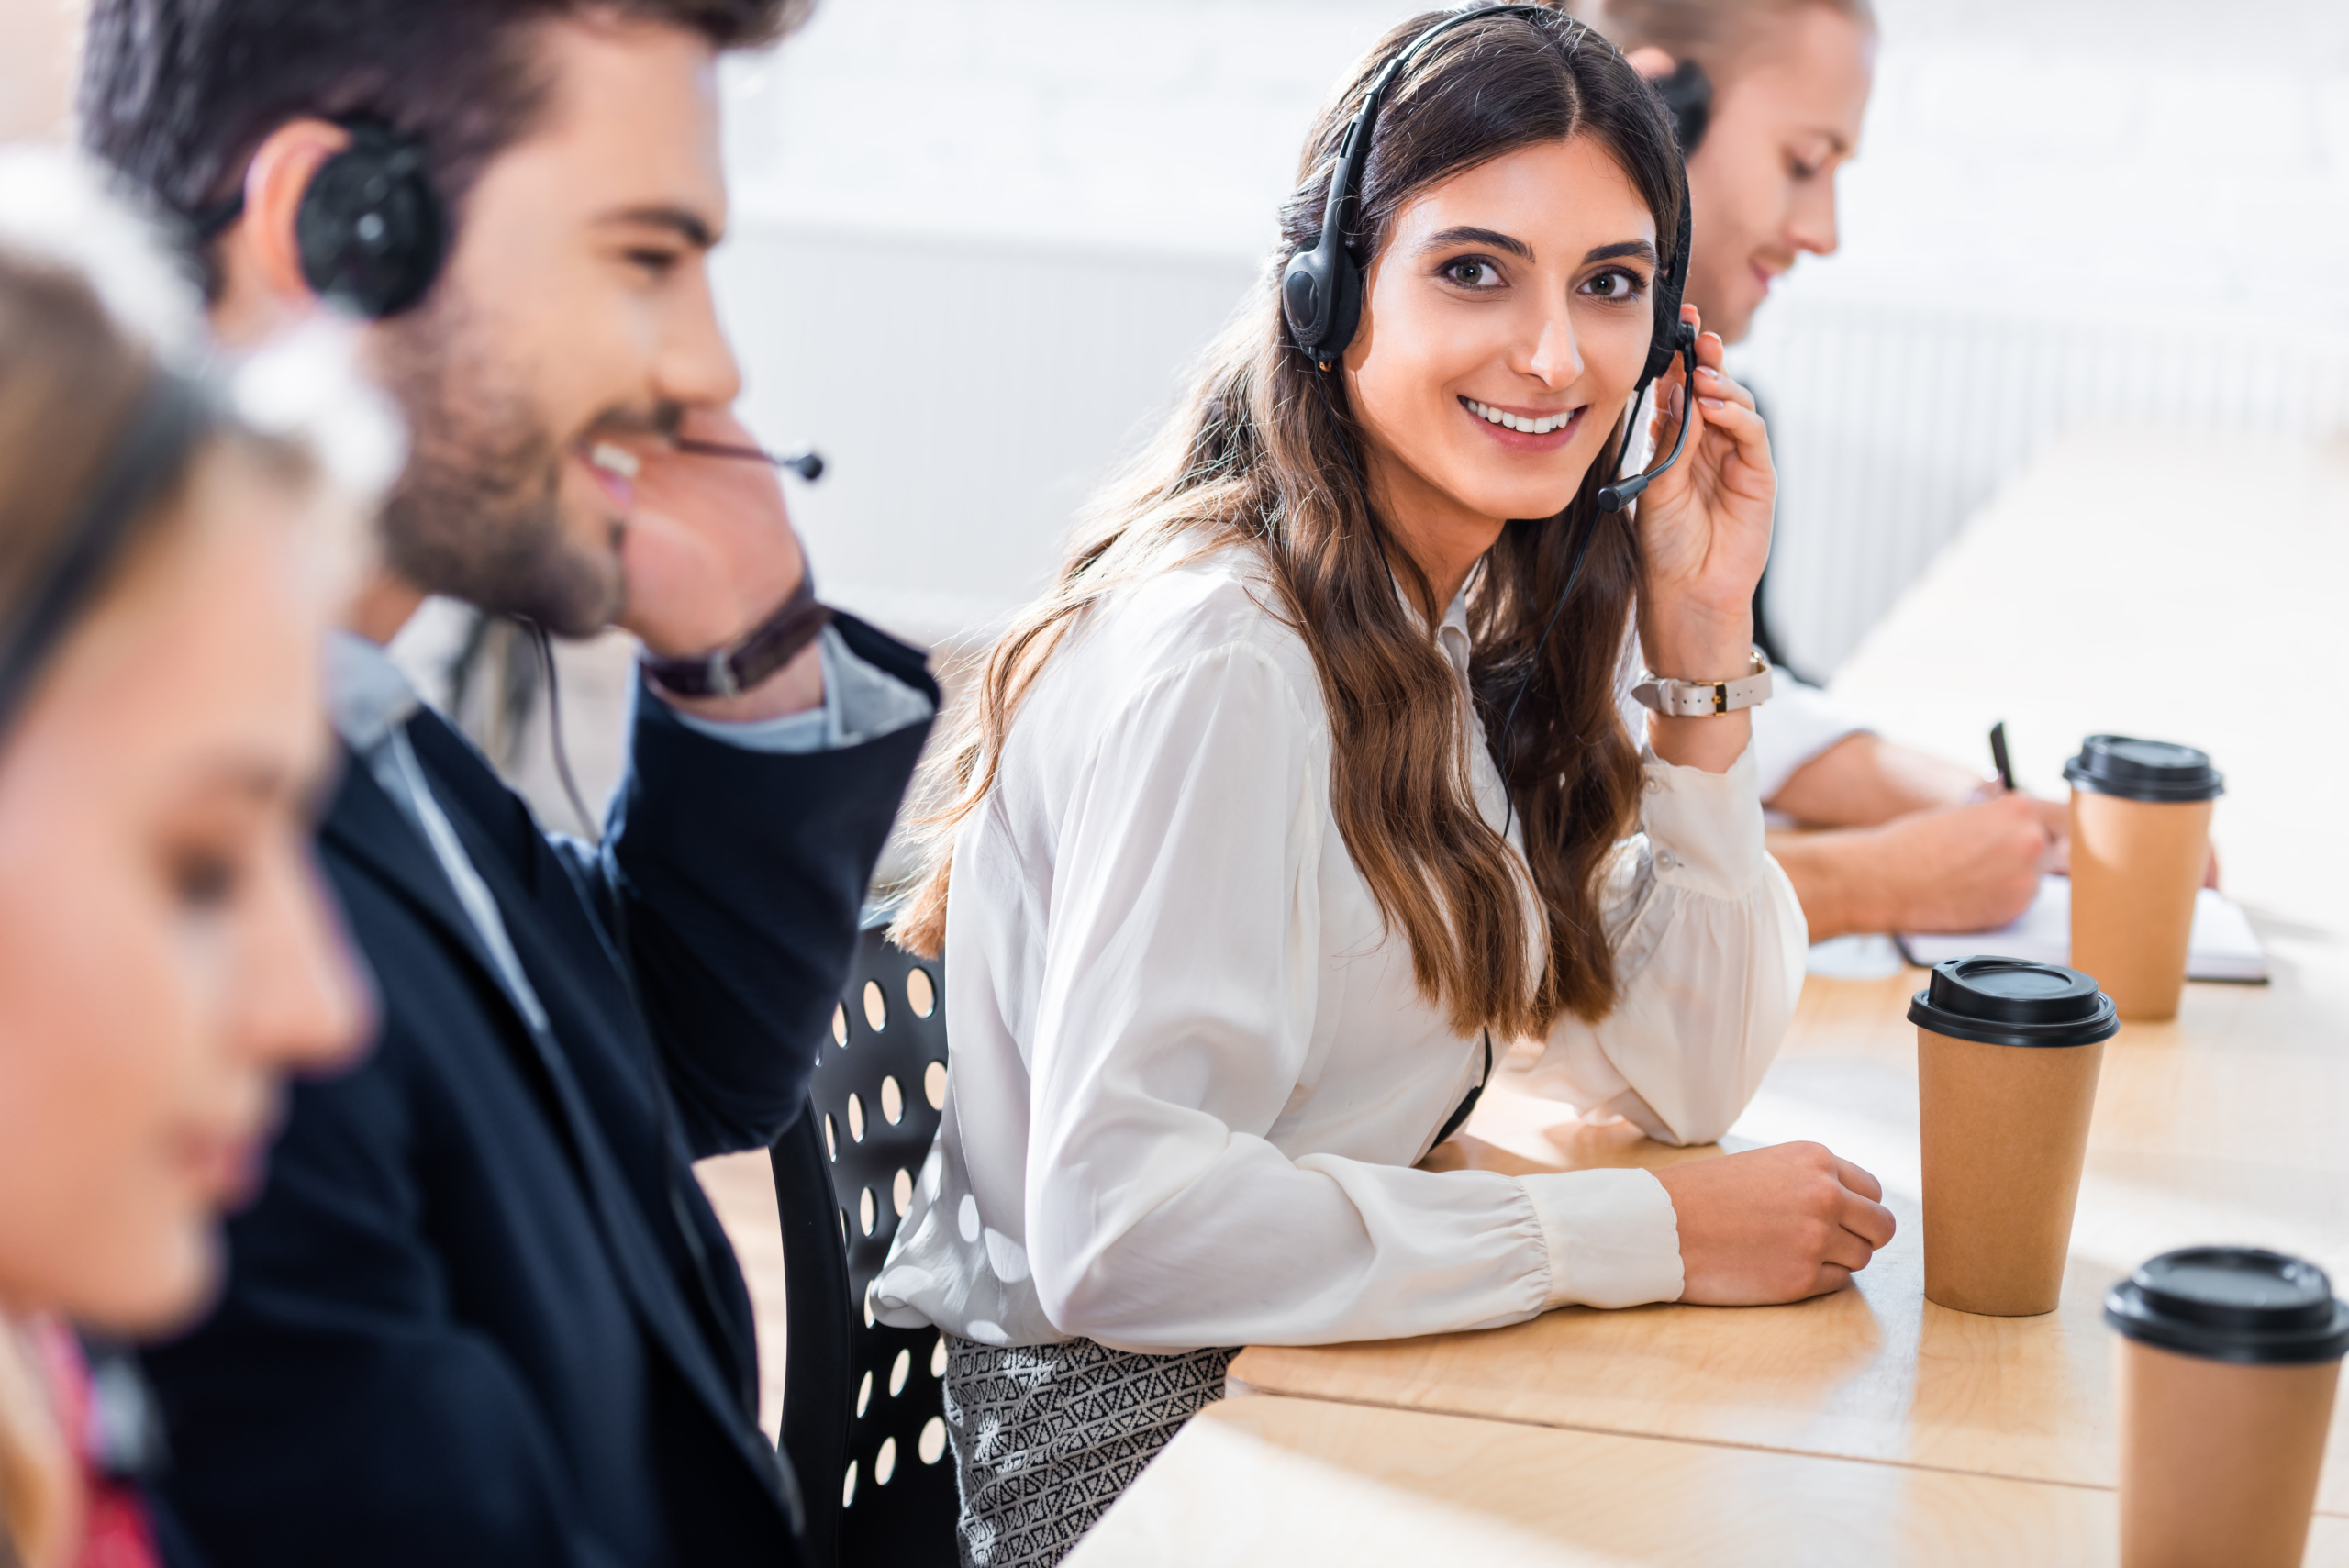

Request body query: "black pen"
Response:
[1989, 721, 2016, 793]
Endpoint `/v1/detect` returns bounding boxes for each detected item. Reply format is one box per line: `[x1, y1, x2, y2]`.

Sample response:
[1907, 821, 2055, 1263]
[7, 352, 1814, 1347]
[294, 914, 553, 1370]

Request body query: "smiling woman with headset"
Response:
[878, 7, 1893, 1561]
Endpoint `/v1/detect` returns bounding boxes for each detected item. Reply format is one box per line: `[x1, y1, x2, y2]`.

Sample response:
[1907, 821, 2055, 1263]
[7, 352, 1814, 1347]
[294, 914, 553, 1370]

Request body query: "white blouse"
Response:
[873, 547, 1808, 1354]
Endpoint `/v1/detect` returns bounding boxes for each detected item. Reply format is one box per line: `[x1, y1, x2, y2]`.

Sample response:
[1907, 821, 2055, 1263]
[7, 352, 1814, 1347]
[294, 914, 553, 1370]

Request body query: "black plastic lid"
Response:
[2105, 1248, 2349, 1365]
[2063, 735, 2224, 803]
[1906, 956, 2119, 1048]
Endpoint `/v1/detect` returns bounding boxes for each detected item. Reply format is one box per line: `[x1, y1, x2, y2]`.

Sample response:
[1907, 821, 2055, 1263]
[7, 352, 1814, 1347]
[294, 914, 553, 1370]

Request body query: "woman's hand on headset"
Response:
[1627, 304, 1776, 773]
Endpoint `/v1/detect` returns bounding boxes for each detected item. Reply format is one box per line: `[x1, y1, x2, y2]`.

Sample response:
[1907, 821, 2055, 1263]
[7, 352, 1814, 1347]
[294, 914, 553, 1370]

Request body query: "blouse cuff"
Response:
[1520, 1167, 1684, 1309]
[1638, 739, 1768, 898]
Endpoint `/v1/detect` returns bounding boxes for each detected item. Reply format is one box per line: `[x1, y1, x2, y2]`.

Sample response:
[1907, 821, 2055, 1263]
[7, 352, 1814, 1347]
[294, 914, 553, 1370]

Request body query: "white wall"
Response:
[713, 229, 1257, 642]
[1731, 0, 2349, 669]
[715, 0, 1406, 648]
[716, 0, 2349, 663]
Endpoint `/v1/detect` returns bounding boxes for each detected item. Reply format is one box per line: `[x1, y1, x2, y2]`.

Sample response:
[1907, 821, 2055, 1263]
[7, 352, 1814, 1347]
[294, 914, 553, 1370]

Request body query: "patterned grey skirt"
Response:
[941, 1335, 1238, 1567]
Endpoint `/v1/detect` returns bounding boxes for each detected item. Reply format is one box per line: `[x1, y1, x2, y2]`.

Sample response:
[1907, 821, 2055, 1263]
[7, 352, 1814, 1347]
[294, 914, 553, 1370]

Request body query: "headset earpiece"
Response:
[1598, 133, 1700, 513]
[1652, 58, 1713, 157]
[1642, 185, 1696, 385]
[1281, 224, 1363, 371]
[294, 120, 447, 319]
[1282, 3, 1561, 369]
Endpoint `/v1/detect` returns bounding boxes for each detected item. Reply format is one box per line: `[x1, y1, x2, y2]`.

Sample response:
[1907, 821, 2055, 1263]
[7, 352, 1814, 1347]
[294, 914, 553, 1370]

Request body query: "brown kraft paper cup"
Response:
[1917, 1029, 2103, 1315]
[2064, 736, 2226, 1024]
[1909, 958, 2118, 1317]
[2070, 792, 2212, 1022]
[2107, 1248, 2349, 1568]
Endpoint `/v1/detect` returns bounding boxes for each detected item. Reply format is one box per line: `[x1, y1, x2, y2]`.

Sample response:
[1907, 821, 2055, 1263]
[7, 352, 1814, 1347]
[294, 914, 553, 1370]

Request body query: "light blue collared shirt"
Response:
[325, 624, 933, 1026]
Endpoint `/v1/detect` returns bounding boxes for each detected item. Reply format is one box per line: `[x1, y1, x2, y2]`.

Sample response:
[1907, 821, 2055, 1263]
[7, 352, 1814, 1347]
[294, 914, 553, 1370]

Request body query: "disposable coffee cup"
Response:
[1909, 957, 2118, 1316]
[2065, 735, 2224, 1023]
[2106, 1247, 2349, 1568]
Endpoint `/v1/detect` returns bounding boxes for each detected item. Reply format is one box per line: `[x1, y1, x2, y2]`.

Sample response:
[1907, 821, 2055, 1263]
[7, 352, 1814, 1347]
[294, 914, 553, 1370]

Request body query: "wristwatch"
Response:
[1631, 649, 1774, 717]
[640, 568, 832, 699]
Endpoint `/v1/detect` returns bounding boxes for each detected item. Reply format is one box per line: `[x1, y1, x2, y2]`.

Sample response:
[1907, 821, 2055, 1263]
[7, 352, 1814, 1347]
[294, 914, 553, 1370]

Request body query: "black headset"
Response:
[1653, 57, 1713, 155]
[1280, 7, 1717, 836]
[195, 118, 449, 319]
[1280, 2, 1700, 514]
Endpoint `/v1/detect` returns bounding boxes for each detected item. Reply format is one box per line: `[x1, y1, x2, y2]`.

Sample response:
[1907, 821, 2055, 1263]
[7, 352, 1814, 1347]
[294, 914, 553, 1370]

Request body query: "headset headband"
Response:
[0, 371, 212, 745]
[1318, 3, 1564, 285]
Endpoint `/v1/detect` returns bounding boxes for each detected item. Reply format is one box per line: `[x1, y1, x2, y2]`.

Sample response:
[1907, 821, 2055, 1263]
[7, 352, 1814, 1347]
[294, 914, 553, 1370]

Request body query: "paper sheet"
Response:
[1897, 874, 2268, 983]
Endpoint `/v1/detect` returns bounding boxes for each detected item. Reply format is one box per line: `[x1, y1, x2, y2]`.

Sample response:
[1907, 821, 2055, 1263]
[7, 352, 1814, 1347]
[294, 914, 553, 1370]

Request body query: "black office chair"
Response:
[773, 921, 959, 1568]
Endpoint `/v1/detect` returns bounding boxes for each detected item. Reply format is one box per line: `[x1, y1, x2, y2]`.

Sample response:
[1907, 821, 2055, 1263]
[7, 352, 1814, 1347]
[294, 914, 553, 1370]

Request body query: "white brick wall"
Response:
[18, 2, 2349, 660]
[721, 0, 1408, 260]
[1771, 0, 2349, 327]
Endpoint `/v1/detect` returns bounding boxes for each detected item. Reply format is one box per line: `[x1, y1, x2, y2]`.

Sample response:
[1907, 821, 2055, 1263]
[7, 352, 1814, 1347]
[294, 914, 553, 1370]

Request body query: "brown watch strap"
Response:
[640, 568, 832, 699]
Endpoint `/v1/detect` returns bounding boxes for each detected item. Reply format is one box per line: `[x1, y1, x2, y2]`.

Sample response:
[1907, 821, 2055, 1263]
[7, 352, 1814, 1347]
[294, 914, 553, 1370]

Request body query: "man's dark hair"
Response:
[80, 0, 808, 226]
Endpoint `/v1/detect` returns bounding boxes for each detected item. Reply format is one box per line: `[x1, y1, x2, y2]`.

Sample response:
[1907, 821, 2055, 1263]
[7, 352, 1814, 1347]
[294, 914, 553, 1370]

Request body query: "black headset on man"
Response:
[192, 118, 447, 319]
[192, 119, 826, 495]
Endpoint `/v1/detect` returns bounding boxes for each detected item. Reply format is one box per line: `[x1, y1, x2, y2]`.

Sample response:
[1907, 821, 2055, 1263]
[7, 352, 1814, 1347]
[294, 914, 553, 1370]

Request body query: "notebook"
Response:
[1896, 875, 2267, 983]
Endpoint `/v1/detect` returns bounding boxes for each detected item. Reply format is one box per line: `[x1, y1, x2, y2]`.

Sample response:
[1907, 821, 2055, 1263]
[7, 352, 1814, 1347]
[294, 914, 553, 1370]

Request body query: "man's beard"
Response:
[372, 294, 625, 638]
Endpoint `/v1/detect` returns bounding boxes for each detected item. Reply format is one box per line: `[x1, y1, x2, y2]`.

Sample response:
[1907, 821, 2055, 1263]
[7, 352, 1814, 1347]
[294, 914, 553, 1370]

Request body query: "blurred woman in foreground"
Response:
[0, 157, 382, 1568]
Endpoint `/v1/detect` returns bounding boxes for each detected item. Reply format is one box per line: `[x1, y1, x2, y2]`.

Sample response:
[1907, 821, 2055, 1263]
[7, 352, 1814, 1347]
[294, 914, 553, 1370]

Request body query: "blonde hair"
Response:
[1575, 0, 1876, 80]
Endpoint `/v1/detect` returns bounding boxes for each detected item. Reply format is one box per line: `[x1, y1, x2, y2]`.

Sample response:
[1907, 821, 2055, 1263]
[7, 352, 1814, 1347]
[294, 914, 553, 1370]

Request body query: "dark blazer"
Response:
[143, 616, 935, 1568]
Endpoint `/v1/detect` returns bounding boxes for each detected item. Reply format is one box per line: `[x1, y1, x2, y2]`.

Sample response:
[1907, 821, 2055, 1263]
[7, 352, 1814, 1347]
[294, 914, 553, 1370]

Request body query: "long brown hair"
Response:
[898, 5, 1688, 1041]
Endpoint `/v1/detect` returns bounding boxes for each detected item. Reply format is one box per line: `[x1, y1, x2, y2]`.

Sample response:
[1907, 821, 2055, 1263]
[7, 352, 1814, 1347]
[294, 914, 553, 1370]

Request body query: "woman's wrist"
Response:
[1637, 600, 1755, 684]
[1645, 709, 1752, 775]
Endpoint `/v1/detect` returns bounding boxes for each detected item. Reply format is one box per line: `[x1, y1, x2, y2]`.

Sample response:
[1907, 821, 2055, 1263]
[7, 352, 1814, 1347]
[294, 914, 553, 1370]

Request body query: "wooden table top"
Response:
[1824, 425, 2349, 939]
[1228, 429, 2349, 1524]
[1232, 968, 2349, 1510]
[1066, 1394, 2349, 1567]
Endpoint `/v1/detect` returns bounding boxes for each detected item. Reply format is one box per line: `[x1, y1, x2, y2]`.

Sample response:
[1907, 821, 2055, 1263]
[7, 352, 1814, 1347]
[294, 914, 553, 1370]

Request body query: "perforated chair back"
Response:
[772, 922, 957, 1568]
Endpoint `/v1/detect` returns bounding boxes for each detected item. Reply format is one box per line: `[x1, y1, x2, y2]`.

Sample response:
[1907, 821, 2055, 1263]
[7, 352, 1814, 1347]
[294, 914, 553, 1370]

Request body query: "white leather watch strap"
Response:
[1631, 650, 1774, 717]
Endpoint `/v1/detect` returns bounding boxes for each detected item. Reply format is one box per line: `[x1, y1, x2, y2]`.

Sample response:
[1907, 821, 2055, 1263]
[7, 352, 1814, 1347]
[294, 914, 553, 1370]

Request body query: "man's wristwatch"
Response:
[640, 568, 832, 699]
[1631, 649, 1774, 717]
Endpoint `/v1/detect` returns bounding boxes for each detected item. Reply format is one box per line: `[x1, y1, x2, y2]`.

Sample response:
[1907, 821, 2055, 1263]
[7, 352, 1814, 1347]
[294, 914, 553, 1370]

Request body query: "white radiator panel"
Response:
[713, 226, 1258, 649]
